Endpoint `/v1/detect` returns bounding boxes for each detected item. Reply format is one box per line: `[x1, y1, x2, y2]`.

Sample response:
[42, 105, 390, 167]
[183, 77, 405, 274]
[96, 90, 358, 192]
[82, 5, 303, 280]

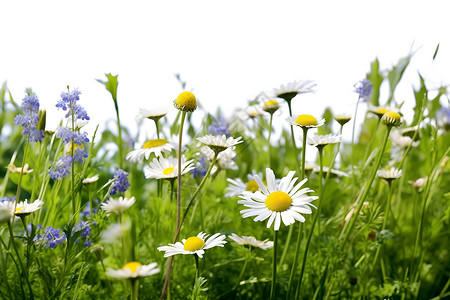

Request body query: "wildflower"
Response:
[14, 94, 44, 142]
[273, 80, 316, 103]
[225, 170, 264, 197]
[191, 156, 208, 179]
[313, 166, 349, 178]
[377, 167, 403, 183]
[79, 201, 98, 219]
[48, 155, 72, 180]
[200, 146, 238, 172]
[390, 128, 419, 148]
[197, 134, 243, 155]
[243, 105, 263, 120]
[174, 91, 197, 112]
[239, 168, 318, 231]
[437, 106, 450, 131]
[6, 163, 34, 174]
[306, 134, 341, 149]
[286, 114, 325, 130]
[137, 107, 169, 121]
[334, 114, 352, 126]
[157, 232, 226, 258]
[353, 79, 372, 102]
[56, 127, 89, 145]
[228, 233, 273, 250]
[381, 111, 402, 127]
[208, 120, 231, 137]
[106, 262, 160, 279]
[56, 89, 90, 121]
[102, 222, 130, 244]
[411, 177, 427, 190]
[72, 148, 88, 164]
[14, 199, 44, 217]
[39, 227, 67, 248]
[73, 221, 92, 247]
[109, 169, 131, 195]
[82, 174, 99, 185]
[101, 197, 135, 215]
[144, 155, 195, 180]
[262, 100, 280, 115]
[0, 202, 13, 223]
[126, 139, 175, 162]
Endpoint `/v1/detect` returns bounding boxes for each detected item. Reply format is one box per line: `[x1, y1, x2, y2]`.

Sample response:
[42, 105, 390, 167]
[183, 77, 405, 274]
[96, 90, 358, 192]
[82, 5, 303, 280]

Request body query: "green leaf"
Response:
[386, 52, 413, 105]
[366, 58, 383, 106]
[433, 43, 439, 61]
[96, 73, 119, 103]
[412, 74, 427, 126]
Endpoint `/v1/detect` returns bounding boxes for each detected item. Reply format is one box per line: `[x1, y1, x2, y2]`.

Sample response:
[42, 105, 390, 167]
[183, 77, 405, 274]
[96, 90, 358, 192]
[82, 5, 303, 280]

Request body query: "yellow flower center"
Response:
[386, 111, 401, 120]
[375, 108, 389, 115]
[265, 191, 292, 212]
[295, 115, 317, 126]
[264, 100, 278, 107]
[381, 111, 402, 127]
[245, 180, 259, 193]
[184, 236, 205, 251]
[163, 167, 175, 175]
[122, 262, 142, 274]
[174, 91, 197, 112]
[142, 139, 169, 149]
[15, 207, 23, 212]
[67, 144, 84, 154]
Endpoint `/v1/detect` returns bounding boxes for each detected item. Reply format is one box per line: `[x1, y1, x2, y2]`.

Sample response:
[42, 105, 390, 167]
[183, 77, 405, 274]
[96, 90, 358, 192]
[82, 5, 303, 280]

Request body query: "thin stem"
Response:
[12, 140, 29, 222]
[268, 113, 273, 169]
[300, 127, 308, 179]
[176, 111, 187, 231]
[270, 230, 279, 300]
[287, 101, 301, 175]
[114, 102, 124, 169]
[351, 97, 361, 194]
[131, 278, 139, 300]
[154, 119, 161, 139]
[194, 254, 200, 282]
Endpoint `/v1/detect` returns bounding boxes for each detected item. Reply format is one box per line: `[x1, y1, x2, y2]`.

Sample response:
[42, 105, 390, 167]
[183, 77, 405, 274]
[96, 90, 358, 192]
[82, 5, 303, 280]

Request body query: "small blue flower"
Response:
[208, 120, 230, 137]
[41, 227, 67, 248]
[109, 169, 131, 195]
[191, 156, 208, 179]
[79, 200, 99, 219]
[1, 196, 16, 203]
[48, 155, 72, 180]
[14, 94, 44, 142]
[354, 79, 372, 102]
[73, 148, 88, 164]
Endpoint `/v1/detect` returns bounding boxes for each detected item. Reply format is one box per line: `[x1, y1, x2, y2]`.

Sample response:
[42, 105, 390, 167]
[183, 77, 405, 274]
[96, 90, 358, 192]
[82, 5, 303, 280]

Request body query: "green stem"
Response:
[270, 230, 279, 300]
[340, 126, 392, 244]
[176, 111, 187, 231]
[114, 101, 124, 169]
[131, 278, 139, 300]
[154, 119, 160, 139]
[268, 113, 273, 169]
[287, 100, 301, 175]
[71, 111, 76, 217]
[12, 140, 29, 222]
[286, 128, 309, 298]
[351, 97, 361, 194]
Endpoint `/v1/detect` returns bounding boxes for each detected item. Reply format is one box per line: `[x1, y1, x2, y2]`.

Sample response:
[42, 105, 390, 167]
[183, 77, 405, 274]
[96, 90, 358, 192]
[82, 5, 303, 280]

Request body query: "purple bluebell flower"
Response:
[354, 79, 372, 102]
[79, 200, 99, 219]
[109, 169, 131, 195]
[0, 196, 16, 203]
[84, 240, 92, 247]
[27, 223, 43, 235]
[14, 94, 44, 142]
[48, 155, 72, 180]
[191, 156, 208, 179]
[73, 221, 92, 247]
[208, 120, 230, 137]
[73, 148, 88, 164]
[41, 227, 67, 248]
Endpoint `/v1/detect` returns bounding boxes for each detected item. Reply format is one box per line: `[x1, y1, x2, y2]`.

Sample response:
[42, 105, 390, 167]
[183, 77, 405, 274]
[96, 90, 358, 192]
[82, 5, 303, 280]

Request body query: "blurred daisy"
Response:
[306, 134, 341, 148]
[101, 222, 130, 243]
[101, 197, 135, 215]
[82, 174, 99, 185]
[197, 134, 243, 155]
[286, 114, 325, 130]
[334, 114, 352, 126]
[225, 171, 262, 197]
[381, 111, 402, 127]
[14, 199, 44, 217]
[273, 80, 316, 102]
[6, 163, 34, 174]
[229, 233, 273, 250]
[368, 105, 400, 119]
[137, 107, 169, 121]
[106, 261, 160, 279]
[262, 100, 280, 115]
[200, 146, 238, 173]
[313, 166, 349, 178]
[239, 168, 318, 231]
[391, 127, 420, 148]
[144, 155, 195, 180]
[0, 201, 14, 223]
[377, 167, 403, 183]
[157, 232, 226, 258]
[126, 139, 175, 162]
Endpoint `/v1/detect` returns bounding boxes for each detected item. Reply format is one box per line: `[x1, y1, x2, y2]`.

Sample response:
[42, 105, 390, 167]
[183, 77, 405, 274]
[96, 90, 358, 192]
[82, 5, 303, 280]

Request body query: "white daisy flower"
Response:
[137, 106, 170, 121]
[377, 167, 403, 182]
[390, 128, 420, 149]
[286, 115, 325, 130]
[126, 139, 175, 162]
[157, 232, 227, 258]
[106, 262, 160, 279]
[225, 171, 266, 197]
[144, 155, 195, 180]
[238, 168, 318, 231]
[0, 201, 14, 223]
[200, 146, 238, 173]
[6, 163, 34, 174]
[101, 222, 130, 244]
[334, 114, 352, 126]
[368, 105, 401, 119]
[305, 134, 341, 148]
[273, 80, 317, 102]
[101, 197, 135, 215]
[228, 233, 273, 250]
[82, 174, 99, 185]
[197, 134, 243, 155]
[14, 199, 44, 217]
[313, 166, 349, 178]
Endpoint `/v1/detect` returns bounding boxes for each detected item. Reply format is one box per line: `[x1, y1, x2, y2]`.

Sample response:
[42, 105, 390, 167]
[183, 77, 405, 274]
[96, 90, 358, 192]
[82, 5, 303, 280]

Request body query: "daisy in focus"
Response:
[225, 170, 263, 197]
[157, 232, 226, 258]
[125, 139, 175, 162]
[106, 261, 160, 279]
[239, 168, 318, 231]
[197, 134, 243, 155]
[101, 197, 135, 215]
[200, 146, 238, 173]
[286, 114, 325, 130]
[229, 233, 273, 250]
[273, 80, 316, 102]
[137, 106, 170, 121]
[144, 155, 195, 180]
[377, 167, 403, 183]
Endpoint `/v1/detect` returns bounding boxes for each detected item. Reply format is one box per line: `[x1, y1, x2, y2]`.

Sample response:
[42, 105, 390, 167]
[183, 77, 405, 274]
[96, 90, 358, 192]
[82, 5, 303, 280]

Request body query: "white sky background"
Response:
[1, 1, 449, 148]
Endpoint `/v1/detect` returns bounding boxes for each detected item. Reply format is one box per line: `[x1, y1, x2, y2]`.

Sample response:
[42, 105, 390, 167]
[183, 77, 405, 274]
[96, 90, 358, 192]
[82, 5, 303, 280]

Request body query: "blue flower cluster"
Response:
[109, 169, 131, 195]
[354, 79, 373, 102]
[208, 120, 230, 137]
[14, 94, 44, 142]
[191, 156, 208, 179]
[0, 196, 15, 203]
[49, 89, 90, 180]
[73, 221, 92, 247]
[79, 200, 99, 219]
[38, 226, 67, 248]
